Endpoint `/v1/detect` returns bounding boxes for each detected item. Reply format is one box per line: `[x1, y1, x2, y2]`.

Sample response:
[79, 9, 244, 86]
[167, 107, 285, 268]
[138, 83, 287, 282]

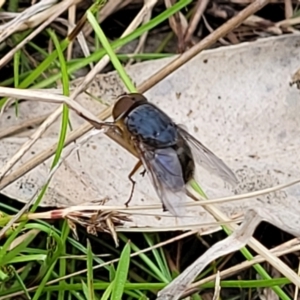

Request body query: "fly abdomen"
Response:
[174, 140, 195, 184]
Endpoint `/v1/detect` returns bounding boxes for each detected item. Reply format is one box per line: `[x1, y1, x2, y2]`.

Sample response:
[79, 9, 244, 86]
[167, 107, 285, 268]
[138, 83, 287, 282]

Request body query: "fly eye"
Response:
[112, 93, 148, 120]
[112, 96, 135, 120]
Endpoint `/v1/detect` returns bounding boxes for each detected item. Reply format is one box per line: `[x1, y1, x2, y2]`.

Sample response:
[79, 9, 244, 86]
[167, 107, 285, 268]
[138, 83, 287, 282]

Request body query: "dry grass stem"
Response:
[0, 0, 297, 299]
[294, 261, 300, 300]
[0, 0, 81, 68]
[80, 0, 159, 86]
[165, 0, 188, 51]
[67, 4, 76, 60]
[157, 207, 300, 299]
[212, 271, 221, 300]
[202, 15, 230, 45]
[126, 0, 159, 66]
[187, 238, 300, 295]
[0, 0, 58, 42]
[184, 0, 210, 44]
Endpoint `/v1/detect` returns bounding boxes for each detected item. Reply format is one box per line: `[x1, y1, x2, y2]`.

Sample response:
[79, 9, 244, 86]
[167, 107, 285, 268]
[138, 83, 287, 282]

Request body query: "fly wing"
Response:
[136, 143, 187, 217]
[177, 126, 238, 185]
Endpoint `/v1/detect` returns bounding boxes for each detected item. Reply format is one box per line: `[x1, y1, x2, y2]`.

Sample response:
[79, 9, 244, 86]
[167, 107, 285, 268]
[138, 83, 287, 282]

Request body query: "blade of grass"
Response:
[87, 10, 136, 92]
[86, 239, 96, 300]
[57, 221, 70, 300]
[119, 234, 169, 283]
[143, 233, 172, 281]
[0, 27, 73, 242]
[111, 242, 131, 300]
[0, 277, 294, 297]
[2, 231, 38, 264]
[12, 268, 31, 300]
[0, 201, 111, 272]
[100, 282, 113, 300]
[82, 280, 90, 299]
[47, 29, 70, 167]
[31, 225, 63, 300]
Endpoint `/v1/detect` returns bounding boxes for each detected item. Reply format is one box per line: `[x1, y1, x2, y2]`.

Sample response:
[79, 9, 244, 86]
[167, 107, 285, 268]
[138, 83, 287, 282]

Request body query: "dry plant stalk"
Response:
[77, 0, 159, 92]
[126, 0, 159, 66]
[165, 0, 188, 51]
[0, 0, 158, 183]
[0, 0, 57, 42]
[184, 0, 210, 45]
[54, 206, 131, 247]
[187, 238, 300, 294]
[0, 0, 82, 68]
[82, 0, 124, 36]
[0, 128, 106, 238]
[212, 271, 221, 300]
[0, 87, 298, 210]
[157, 206, 300, 299]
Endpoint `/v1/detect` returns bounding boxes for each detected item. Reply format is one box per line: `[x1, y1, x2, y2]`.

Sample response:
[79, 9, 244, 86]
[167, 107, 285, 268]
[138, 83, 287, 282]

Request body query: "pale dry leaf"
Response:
[1, 35, 300, 231]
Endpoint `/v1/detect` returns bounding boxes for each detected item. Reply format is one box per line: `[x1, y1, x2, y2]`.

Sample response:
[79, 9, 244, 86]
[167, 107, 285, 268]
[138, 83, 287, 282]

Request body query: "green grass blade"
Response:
[86, 239, 96, 300]
[119, 234, 169, 283]
[12, 267, 32, 300]
[48, 29, 70, 168]
[100, 282, 113, 300]
[82, 280, 90, 299]
[87, 10, 136, 93]
[111, 242, 131, 300]
[143, 234, 171, 281]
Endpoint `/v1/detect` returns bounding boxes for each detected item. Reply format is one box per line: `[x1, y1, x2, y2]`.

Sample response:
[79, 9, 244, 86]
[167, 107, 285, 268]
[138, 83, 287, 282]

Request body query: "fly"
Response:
[109, 93, 237, 217]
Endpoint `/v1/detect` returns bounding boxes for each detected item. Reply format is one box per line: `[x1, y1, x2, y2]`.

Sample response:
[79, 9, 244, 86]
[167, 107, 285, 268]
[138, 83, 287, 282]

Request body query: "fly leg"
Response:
[140, 169, 146, 177]
[125, 160, 143, 207]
